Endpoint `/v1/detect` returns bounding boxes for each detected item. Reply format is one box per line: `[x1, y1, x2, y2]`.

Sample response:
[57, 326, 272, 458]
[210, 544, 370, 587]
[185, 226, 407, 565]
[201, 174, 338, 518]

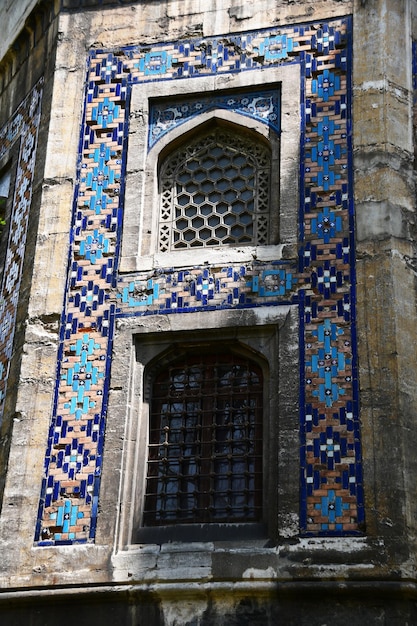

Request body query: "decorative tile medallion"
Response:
[3, 16, 362, 544]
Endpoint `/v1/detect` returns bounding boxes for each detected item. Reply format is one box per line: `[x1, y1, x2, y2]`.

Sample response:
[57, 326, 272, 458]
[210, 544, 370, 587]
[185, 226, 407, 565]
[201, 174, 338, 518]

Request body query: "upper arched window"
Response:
[158, 125, 271, 252]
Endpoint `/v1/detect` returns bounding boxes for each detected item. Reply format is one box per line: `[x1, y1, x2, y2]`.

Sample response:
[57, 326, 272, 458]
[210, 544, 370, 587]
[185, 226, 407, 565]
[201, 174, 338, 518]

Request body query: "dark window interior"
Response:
[143, 349, 263, 526]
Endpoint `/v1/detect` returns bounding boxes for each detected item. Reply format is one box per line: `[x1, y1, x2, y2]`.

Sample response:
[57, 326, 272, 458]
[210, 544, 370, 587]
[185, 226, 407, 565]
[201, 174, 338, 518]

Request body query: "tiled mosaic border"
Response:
[33, 16, 364, 545]
[0, 79, 44, 426]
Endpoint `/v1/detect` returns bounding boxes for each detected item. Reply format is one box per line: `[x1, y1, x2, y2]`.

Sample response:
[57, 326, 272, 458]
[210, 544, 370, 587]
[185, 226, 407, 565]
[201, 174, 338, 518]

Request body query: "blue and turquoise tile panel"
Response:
[116, 263, 297, 313]
[21, 16, 364, 544]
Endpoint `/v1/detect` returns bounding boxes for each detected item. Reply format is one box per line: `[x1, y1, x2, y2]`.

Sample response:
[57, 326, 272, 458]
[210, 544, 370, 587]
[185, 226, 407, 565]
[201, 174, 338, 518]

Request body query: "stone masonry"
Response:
[0, 0, 417, 624]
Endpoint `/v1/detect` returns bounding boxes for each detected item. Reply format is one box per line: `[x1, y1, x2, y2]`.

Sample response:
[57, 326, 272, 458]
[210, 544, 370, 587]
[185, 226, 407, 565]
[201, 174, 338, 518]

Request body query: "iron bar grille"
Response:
[143, 351, 263, 525]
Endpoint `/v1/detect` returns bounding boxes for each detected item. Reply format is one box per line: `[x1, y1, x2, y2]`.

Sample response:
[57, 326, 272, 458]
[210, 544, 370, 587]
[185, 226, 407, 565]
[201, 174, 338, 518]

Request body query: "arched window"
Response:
[143, 348, 263, 526]
[158, 125, 271, 252]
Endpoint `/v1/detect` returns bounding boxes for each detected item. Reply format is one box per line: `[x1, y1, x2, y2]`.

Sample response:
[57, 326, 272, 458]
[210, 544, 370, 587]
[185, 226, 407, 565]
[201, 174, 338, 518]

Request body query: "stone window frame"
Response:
[121, 64, 300, 274]
[111, 305, 299, 550]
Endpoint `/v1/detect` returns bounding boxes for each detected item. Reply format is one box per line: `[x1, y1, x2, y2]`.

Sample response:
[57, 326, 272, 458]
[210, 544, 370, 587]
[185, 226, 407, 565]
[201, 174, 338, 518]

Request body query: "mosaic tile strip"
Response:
[0, 79, 44, 426]
[149, 88, 280, 149]
[34, 16, 363, 544]
[116, 262, 297, 314]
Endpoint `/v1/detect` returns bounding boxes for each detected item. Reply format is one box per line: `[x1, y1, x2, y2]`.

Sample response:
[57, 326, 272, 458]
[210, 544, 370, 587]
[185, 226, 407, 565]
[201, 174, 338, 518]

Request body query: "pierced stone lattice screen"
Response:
[159, 128, 271, 250]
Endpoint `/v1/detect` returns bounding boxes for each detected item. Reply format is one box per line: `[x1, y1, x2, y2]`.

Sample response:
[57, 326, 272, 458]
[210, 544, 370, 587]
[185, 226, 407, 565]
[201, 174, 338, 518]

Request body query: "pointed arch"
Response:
[157, 117, 273, 251]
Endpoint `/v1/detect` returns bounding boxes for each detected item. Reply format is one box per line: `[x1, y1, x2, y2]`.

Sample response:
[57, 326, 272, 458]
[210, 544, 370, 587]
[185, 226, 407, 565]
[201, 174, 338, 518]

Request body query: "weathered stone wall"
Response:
[1, 0, 417, 624]
[354, 0, 417, 554]
[2, 584, 417, 626]
[0, 0, 39, 70]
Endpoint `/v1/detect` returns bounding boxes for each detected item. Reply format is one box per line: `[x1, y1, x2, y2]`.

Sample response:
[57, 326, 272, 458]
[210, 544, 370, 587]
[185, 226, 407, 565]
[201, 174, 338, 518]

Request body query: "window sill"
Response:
[118, 243, 297, 274]
[134, 523, 268, 545]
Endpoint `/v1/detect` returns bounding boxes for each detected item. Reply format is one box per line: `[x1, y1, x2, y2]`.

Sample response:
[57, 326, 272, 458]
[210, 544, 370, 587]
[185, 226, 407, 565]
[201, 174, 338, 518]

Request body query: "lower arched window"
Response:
[143, 349, 263, 526]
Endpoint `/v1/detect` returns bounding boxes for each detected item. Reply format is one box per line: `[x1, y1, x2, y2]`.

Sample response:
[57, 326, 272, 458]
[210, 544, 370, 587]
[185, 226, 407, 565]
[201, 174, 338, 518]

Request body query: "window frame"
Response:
[121, 65, 300, 274]
[108, 65, 301, 551]
[136, 330, 272, 544]
[108, 305, 300, 549]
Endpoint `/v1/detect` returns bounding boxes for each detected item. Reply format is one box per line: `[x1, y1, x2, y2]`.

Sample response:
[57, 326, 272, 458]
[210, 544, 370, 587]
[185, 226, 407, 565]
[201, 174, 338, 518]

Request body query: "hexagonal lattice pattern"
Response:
[159, 128, 271, 251]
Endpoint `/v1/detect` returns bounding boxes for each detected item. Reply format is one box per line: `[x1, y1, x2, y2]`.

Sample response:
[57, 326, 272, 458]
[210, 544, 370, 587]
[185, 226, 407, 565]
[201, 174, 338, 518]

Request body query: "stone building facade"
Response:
[0, 0, 416, 623]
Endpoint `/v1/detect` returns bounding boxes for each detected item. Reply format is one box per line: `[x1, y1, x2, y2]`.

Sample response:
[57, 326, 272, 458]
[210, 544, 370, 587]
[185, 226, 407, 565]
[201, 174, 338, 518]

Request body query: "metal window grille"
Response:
[158, 127, 271, 251]
[144, 351, 263, 525]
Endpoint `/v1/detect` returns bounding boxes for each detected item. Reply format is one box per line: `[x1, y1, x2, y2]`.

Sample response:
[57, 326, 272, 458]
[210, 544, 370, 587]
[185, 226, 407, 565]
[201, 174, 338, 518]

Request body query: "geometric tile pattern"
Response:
[0, 78, 44, 426]
[31, 16, 363, 544]
[116, 262, 297, 313]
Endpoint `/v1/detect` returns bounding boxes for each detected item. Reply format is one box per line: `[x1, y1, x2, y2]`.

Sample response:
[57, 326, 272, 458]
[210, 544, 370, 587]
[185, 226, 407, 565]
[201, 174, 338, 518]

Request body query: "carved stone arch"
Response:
[144, 110, 279, 254]
[143, 334, 270, 403]
[153, 110, 275, 166]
